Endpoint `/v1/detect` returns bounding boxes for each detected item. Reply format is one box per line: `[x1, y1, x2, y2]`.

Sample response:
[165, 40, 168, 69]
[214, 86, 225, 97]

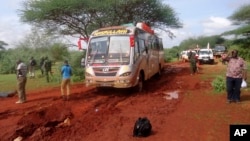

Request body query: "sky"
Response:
[1, 0, 250, 49]
[163, 0, 250, 48]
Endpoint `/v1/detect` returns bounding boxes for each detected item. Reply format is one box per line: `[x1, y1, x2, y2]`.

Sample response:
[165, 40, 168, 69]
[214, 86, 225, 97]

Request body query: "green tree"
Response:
[49, 43, 70, 61]
[225, 4, 250, 60]
[178, 35, 225, 51]
[19, 0, 182, 39]
[0, 41, 8, 50]
[0, 27, 71, 74]
[225, 4, 250, 38]
[229, 4, 250, 25]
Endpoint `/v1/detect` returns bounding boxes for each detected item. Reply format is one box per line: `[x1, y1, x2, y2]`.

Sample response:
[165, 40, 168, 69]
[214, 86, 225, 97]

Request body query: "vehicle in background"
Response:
[84, 22, 165, 92]
[213, 45, 227, 58]
[197, 48, 214, 65]
[180, 50, 198, 62]
[180, 50, 188, 62]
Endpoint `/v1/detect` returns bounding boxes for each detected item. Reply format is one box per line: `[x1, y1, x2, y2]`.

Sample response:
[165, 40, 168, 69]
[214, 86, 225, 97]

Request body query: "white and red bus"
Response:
[84, 22, 164, 92]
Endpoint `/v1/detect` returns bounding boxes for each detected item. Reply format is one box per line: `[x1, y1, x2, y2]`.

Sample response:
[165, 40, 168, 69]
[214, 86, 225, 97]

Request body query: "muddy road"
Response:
[1, 61, 249, 141]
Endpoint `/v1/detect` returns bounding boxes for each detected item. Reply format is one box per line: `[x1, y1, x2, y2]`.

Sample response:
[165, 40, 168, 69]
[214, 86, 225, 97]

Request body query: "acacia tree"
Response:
[225, 4, 250, 60]
[19, 0, 182, 39]
[226, 4, 250, 37]
[229, 4, 250, 25]
[0, 41, 8, 50]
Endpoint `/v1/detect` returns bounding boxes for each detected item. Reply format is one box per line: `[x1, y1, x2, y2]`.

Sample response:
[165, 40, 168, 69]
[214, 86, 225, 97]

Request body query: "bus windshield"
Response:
[87, 36, 130, 65]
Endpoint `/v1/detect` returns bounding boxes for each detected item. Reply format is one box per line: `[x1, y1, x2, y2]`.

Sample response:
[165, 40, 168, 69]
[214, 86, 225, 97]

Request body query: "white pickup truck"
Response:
[197, 48, 214, 64]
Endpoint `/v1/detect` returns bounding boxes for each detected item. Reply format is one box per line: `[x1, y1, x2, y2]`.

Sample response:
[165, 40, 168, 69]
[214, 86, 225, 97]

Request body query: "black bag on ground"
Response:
[133, 117, 152, 137]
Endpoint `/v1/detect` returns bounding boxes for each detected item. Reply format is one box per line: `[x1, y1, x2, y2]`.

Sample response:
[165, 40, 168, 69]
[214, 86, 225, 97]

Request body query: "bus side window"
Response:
[134, 41, 140, 63]
[138, 39, 145, 54]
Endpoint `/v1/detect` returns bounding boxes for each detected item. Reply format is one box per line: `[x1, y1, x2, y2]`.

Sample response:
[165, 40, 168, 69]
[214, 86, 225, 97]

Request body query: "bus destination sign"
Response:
[92, 29, 129, 36]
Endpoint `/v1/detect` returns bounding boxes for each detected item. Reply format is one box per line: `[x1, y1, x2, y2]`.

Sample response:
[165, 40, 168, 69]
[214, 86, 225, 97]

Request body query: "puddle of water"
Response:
[0, 91, 16, 97]
[163, 91, 179, 100]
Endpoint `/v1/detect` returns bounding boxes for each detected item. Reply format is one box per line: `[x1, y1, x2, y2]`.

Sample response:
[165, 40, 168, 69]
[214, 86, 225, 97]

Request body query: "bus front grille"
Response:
[95, 72, 117, 76]
[93, 67, 119, 76]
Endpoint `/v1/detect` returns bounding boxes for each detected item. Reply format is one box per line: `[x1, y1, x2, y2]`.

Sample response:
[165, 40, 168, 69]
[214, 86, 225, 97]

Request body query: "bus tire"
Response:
[134, 73, 144, 93]
[157, 65, 162, 76]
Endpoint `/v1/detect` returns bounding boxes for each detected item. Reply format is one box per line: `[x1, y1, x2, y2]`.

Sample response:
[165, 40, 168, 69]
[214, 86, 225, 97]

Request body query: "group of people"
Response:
[27, 56, 52, 81]
[15, 58, 73, 104]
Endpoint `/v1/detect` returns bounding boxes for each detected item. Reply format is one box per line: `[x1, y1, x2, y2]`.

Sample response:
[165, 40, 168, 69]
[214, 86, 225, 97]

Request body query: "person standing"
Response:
[61, 60, 72, 101]
[40, 57, 45, 76]
[16, 59, 28, 104]
[43, 56, 52, 82]
[225, 50, 247, 103]
[176, 52, 179, 61]
[188, 50, 197, 75]
[29, 56, 36, 78]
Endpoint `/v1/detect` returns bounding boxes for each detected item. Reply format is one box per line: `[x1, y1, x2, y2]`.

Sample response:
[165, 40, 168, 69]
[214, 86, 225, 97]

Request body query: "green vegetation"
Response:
[19, 0, 182, 39]
[211, 76, 226, 93]
[211, 62, 250, 93]
[0, 60, 84, 92]
[1, 1, 250, 92]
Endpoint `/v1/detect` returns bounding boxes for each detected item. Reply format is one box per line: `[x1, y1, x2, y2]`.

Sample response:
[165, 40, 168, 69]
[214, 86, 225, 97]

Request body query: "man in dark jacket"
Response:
[188, 50, 197, 75]
[29, 56, 36, 78]
[43, 56, 52, 82]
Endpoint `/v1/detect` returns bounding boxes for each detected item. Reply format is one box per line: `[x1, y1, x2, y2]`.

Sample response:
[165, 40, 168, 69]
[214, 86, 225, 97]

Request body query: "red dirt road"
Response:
[1, 61, 250, 141]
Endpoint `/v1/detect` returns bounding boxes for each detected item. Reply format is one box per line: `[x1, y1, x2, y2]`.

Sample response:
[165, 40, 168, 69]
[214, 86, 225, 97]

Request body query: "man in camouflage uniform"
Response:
[29, 56, 36, 78]
[43, 57, 52, 82]
[188, 50, 197, 75]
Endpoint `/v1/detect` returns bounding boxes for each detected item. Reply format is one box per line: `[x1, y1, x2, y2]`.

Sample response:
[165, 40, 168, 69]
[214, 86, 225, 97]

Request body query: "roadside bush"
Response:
[72, 68, 85, 82]
[212, 76, 226, 93]
[68, 51, 85, 82]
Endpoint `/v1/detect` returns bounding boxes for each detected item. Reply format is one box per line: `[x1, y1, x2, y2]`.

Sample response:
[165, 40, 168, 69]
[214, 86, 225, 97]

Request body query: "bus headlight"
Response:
[120, 72, 131, 77]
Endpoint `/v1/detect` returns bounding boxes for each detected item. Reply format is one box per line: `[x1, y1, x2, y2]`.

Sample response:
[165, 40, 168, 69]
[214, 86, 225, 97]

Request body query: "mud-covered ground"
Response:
[1, 61, 250, 141]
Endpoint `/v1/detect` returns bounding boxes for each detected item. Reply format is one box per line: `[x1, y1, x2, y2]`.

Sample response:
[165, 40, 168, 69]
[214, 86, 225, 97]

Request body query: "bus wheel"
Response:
[134, 73, 144, 93]
[157, 65, 162, 76]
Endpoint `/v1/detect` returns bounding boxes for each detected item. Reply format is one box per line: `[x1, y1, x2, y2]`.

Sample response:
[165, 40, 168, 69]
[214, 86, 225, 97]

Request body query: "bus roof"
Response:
[90, 22, 154, 37]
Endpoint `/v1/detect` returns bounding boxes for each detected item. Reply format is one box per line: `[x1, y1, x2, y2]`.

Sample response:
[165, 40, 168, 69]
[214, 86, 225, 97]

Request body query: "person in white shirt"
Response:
[16, 59, 28, 104]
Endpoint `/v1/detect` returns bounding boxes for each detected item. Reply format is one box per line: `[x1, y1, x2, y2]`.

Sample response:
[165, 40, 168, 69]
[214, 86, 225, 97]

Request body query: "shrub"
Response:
[211, 76, 226, 93]
[72, 68, 85, 82]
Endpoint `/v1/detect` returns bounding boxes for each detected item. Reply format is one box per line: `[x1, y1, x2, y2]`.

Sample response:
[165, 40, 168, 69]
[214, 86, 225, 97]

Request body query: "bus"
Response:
[84, 22, 164, 92]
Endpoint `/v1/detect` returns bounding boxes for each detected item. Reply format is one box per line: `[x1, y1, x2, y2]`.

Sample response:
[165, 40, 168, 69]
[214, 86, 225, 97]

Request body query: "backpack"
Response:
[133, 117, 152, 137]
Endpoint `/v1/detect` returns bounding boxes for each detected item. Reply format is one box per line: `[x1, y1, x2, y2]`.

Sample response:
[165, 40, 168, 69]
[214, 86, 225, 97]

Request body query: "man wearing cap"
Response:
[16, 59, 28, 104]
